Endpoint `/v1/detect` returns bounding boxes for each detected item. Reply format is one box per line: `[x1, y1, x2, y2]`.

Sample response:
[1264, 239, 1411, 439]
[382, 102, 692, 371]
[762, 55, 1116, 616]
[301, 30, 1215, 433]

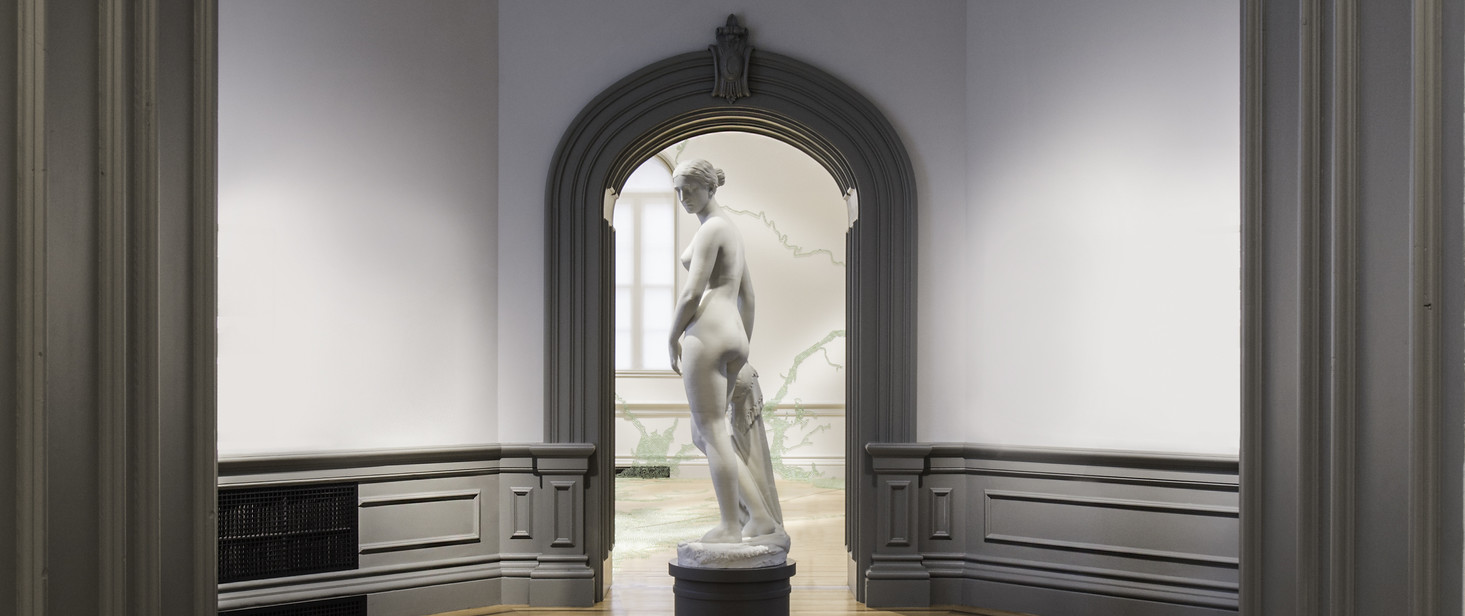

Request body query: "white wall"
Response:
[497, 0, 1237, 454]
[497, 0, 969, 441]
[217, 0, 1239, 457]
[965, 0, 1240, 453]
[218, 0, 498, 454]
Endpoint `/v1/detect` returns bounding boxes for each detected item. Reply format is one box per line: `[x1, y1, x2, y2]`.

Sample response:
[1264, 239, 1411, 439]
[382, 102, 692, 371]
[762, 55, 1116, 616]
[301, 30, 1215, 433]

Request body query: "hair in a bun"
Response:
[672, 159, 725, 189]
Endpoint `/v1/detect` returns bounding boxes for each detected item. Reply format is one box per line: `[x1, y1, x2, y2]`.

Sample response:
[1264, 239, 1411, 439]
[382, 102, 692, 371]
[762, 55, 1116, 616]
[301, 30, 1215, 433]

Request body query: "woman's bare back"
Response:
[682, 218, 749, 358]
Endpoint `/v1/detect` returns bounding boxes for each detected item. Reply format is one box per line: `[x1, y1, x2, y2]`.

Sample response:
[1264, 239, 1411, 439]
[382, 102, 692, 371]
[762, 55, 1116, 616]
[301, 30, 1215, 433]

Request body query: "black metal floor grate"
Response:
[218, 483, 358, 583]
[615, 465, 671, 478]
[220, 596, 366, 616]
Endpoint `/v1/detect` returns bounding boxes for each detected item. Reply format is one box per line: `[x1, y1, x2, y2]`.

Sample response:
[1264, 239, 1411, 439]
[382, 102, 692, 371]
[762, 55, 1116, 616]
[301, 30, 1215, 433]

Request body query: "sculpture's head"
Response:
[672, 159, 724, 215]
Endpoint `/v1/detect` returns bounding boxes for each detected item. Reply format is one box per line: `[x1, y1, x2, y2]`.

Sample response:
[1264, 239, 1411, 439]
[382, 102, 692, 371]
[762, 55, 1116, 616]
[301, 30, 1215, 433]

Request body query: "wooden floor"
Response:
[434, 589, 1028, 616]
[432, 478, 1032, 616]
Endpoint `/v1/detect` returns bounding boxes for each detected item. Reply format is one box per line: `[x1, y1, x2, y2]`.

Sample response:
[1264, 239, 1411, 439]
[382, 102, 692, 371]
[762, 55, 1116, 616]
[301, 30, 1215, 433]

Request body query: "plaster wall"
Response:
[217, 0, 499, 454]
[497, 0, 969, 441]
[964, 0, 1240, 453]
[216, 0, 1239, 456]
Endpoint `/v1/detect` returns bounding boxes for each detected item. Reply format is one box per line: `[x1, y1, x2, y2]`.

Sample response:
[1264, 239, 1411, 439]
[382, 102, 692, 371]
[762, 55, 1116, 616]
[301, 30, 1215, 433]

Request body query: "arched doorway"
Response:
[544, 45, 918, 601]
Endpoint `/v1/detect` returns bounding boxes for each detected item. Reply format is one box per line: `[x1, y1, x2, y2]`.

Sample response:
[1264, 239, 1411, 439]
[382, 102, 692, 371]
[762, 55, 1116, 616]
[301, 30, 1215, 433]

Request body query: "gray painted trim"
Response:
[1238, 0, 1264, 611]
[221, 467, 511, 488]
[1240, 1, 1462, 612]
[10, 0, 212, 611]
[220, 559, 515, 611]
[1438, 0, 1464, 606]
[193, 1, 219, 613]
[980, 534, 1236, 569]
[511, 487, 533, 539]
[952, 555, 1238, 611]
[217, 446, 596, 610]
[130, 2, 164, 609]
[938, 468, 1233, 493]
[98, 0, 130, 608]
[923, 444, 1239, 474]
[918, 444, 1237, 493]
[219, 553, 526, 595]
[357, 489, 483, 554]
[1295, 1, 1323, 614]
[957, 553, 1239, 593]
[545, 44, 918, 601]
[868, 443, 1240, 612]
[16, 0, 47, 612]
[1328, 0, 1358, 613]
[981, 490, 1239, 518]
[1440, 1, 1464, 610]
[1408, 1, 1443, 613]
[219, 444, 596, 476]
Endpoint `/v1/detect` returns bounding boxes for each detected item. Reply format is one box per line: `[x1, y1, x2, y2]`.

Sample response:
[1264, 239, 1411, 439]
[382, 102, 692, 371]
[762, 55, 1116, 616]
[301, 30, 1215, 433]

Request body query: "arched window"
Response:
[613, 157, 675, 371]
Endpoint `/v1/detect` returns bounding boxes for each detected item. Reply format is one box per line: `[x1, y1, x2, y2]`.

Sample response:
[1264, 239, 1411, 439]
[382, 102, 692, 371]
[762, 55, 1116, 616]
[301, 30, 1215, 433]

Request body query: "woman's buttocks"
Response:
[686, 294, 746, 350]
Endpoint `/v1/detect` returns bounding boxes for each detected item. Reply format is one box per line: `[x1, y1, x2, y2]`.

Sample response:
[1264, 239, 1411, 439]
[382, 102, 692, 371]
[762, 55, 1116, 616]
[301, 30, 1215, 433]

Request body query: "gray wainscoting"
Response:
[865, 443, 1239, 616]
[218, 444, 595, 615]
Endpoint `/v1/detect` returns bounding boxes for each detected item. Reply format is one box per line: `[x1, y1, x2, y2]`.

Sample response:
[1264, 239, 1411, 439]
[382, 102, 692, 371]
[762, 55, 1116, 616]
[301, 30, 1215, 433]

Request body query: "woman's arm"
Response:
[668, 226, 721, 374]
[738, 266, 754, 343]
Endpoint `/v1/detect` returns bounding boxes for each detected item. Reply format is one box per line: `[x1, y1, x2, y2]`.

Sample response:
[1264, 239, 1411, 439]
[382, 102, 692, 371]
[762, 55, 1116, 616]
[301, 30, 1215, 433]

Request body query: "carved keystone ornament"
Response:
[710, 14, 753, 103]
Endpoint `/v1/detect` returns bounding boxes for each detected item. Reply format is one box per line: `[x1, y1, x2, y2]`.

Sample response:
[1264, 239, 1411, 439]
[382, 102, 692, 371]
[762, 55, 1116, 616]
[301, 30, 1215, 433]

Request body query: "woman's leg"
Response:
[734, 455, 779, 537]
[680, 337, 742, 543]
[722, 358, 780, 537]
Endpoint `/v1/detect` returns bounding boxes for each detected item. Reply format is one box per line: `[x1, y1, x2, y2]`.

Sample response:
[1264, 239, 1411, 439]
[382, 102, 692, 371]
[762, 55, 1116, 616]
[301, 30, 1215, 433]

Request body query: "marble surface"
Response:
[675, 539, 787, 569]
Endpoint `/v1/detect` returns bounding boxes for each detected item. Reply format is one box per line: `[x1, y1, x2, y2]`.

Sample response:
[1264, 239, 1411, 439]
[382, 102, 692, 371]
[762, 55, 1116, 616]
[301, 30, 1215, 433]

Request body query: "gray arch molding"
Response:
[545, 49, 917, 600]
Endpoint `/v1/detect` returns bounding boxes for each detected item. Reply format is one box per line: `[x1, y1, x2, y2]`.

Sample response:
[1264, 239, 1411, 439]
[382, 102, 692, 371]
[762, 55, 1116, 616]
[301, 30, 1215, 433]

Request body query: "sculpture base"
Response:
[668, 559, 796, 616]
[676, 537, 788, 568]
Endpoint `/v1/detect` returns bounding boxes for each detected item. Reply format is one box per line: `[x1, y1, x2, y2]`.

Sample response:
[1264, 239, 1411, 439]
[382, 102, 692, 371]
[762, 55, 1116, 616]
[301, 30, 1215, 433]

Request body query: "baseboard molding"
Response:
[367, 577, 503, 616]
[936, 554, 1236, 609]
[218, 444, 597, 614]
[219, 556, 517, 611]
[941, 577, 1241, 616]
[866, 443, 1239, 615]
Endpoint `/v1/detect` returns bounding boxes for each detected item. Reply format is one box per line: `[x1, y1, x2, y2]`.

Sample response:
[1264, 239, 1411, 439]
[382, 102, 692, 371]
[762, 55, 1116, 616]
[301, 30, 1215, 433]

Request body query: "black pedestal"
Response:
[667, 559, 796, 616]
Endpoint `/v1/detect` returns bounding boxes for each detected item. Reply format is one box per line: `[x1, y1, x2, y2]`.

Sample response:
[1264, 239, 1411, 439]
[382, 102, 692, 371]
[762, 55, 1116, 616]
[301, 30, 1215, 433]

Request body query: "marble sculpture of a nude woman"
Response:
[667, 159, 790, 568]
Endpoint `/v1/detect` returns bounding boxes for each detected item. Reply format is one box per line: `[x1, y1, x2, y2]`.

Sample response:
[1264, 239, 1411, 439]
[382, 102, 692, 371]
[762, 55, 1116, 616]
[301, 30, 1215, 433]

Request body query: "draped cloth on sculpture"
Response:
[675, 363, 789, 568]
[729, 365, 783, 527]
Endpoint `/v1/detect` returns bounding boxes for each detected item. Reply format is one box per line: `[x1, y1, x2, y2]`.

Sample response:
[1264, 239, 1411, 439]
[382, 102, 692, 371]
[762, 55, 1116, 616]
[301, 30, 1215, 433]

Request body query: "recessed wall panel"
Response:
[984, 490, 1239, 567]
[358, 489, 481, 554]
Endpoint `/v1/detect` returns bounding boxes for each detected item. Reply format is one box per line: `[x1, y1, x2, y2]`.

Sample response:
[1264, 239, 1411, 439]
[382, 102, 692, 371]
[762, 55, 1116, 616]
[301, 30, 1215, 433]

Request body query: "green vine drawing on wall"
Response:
[760, 329, 844, 488]
[667, 140, 845, 267]
[721, 204, 846, 267]
[817, 346, 842, 371]
[616, 393, 698, 477]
